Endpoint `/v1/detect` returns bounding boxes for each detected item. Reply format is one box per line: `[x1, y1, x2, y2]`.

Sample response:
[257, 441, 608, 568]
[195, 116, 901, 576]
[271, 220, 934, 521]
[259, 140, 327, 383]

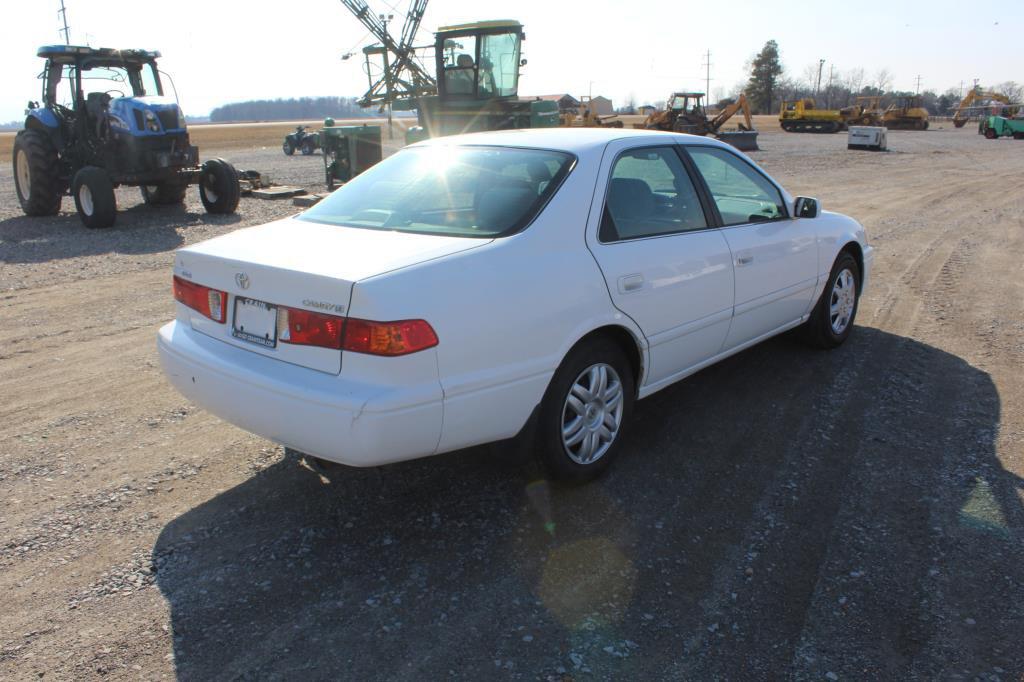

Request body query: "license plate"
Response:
[232, 297, 277, 348]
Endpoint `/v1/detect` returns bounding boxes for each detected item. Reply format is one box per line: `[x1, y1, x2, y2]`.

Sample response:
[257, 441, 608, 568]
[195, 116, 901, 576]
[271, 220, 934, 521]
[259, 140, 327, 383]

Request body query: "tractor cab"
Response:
[30, 45, 186, 155]
[435, 21, 524, 101]
[667, 92, 706, 117]
[404, 19, 558, 143]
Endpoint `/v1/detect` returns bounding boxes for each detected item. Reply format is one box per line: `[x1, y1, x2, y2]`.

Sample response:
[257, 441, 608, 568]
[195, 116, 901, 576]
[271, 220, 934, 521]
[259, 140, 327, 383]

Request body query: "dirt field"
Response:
[1, 123, 1022, 680]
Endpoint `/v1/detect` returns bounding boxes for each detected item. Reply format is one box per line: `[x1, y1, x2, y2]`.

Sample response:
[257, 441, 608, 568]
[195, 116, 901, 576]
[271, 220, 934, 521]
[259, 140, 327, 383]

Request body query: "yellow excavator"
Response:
[638, 92, 758, 151]
[952, 90, 1018, 128]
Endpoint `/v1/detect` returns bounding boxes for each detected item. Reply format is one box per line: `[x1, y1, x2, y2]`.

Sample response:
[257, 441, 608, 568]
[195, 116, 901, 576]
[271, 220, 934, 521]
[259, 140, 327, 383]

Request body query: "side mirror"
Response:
[794, 196, 819, 219]
[520, 58, 528, 67]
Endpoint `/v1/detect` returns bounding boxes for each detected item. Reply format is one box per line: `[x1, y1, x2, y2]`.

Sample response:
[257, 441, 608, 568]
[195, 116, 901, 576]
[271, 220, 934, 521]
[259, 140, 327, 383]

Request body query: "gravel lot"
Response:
[1, 124, 1022, 680]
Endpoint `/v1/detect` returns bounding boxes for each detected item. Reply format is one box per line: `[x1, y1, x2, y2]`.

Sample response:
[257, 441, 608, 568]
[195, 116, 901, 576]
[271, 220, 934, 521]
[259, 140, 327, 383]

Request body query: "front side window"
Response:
[478, 32, 520, 97]
[599, 147, 708, 242]
[298, 145, 573, 238]
[686, 146, 786, 226]
[442, 36, 477, 96]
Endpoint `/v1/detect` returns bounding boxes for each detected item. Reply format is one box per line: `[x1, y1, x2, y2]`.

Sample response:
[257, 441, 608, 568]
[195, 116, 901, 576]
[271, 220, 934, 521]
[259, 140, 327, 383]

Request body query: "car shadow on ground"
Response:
[0, 203, 241, 264]
[152, 328, 1022, 679]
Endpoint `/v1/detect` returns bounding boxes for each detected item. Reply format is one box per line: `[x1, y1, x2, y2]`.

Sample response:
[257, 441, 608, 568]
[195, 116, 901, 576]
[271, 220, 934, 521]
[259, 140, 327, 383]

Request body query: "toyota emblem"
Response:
[235, 272, 250, 290]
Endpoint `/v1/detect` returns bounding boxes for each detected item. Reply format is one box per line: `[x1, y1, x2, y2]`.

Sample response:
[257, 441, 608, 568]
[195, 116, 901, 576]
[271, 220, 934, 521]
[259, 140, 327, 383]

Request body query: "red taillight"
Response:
[278, 306, 344, 349]
[342, 318, 438, 356]
[173, 275, 226, 323]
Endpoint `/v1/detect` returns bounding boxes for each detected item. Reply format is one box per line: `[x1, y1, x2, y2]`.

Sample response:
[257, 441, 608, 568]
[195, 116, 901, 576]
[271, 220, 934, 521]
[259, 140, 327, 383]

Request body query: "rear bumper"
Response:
[156, 321, 443, 466]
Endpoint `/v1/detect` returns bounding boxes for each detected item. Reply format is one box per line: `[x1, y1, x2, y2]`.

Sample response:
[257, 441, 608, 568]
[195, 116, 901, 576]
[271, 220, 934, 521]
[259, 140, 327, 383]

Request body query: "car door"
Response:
[683, 144, 818, 349]
[586, 141, 735, 390]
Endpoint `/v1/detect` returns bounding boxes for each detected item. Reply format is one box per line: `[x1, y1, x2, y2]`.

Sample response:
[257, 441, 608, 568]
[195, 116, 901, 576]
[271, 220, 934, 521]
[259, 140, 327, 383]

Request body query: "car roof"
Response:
[412, 127, 736, 154]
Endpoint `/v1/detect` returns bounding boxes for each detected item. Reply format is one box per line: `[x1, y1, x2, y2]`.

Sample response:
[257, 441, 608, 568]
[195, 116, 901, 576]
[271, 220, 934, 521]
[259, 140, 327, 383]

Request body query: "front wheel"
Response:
[72, 166, 116, 229]
[802, 252, 860, 349]
[199, 158, 240, 214]
[984, 127, 997, 139]
[535, 338, 635, 484]
[282, 140, 295, 155]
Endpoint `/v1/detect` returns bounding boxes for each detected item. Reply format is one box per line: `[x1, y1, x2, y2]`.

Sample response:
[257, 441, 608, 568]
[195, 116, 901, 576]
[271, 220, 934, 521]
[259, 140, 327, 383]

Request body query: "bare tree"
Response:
[874, 68, 894, 94]
[994, 81, 1023, 103]
[844, 68, 866, 101]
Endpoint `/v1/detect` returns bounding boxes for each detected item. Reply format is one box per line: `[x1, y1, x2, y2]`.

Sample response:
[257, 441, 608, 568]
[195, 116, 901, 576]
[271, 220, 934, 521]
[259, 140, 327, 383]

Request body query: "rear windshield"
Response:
[297, 145, 574, 238]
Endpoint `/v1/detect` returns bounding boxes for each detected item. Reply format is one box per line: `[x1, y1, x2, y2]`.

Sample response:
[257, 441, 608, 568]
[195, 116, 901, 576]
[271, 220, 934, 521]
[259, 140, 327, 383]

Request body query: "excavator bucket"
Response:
[715, 130, 759, 152]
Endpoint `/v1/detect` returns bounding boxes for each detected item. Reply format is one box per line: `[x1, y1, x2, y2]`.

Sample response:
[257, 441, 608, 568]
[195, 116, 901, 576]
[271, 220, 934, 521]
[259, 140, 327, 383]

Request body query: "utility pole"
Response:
[814, 59, 825, 97]
[379, 12, 394, 139]
[825, 64, 835, 108]
[959, 80, 965, 99]
[701, 50, 712, 100]
[914, 74, 922, 94]
[58, 0, 70, 44]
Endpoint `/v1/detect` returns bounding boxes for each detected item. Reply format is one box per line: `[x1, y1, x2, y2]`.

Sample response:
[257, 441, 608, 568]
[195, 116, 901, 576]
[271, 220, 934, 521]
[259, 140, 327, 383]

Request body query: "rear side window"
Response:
[298, 146, 574, 238]
[686, 146, 787, 226]
[599, 147, 709, 242]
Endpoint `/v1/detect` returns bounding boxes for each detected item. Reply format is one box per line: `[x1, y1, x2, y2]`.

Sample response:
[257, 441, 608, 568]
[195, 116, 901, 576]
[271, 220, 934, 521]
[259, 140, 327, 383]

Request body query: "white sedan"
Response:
[157, 129, 872, 482]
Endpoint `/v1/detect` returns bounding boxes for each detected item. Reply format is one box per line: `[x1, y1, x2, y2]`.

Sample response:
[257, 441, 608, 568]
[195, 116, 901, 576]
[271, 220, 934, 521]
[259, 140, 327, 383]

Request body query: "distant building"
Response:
[638, 105, 657, 115]
[535, 94, 581, 112]
[587, 96, 614, 115]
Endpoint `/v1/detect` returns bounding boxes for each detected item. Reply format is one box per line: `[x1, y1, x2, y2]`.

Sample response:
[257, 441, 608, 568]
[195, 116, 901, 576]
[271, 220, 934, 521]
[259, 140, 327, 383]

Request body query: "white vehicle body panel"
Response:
[157, 128, 873, 467]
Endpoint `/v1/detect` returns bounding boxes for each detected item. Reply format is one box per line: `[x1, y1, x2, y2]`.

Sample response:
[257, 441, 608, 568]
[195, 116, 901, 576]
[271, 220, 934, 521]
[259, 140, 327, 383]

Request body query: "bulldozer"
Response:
[952, 90, 1019, 128]
[637, 92, 759, 151]
[882, 95, 930, 130]
[843, 96, 884, 126]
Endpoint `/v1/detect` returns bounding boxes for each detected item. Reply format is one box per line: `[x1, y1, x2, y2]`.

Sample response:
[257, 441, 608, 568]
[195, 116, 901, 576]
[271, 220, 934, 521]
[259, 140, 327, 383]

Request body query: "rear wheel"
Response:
[72, 166, 116, 229]
[140, 181, 187, 205]
[535, 338, 635, 484]
[300, 138, 316, 155]
[13, 129, 63, 216]
[199, 158, 240, 214]
[803, 252, 860, 349]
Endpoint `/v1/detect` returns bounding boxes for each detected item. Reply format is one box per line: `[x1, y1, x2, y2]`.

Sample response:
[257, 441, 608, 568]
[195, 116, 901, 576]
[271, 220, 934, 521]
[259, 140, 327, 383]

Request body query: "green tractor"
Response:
[399, 21, 559, 144]
[979, 114, 1024, 139]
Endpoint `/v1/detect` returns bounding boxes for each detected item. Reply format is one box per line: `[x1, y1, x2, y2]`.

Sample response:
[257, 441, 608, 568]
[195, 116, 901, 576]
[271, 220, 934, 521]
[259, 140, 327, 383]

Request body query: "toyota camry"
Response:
[157, 128, 872, 482]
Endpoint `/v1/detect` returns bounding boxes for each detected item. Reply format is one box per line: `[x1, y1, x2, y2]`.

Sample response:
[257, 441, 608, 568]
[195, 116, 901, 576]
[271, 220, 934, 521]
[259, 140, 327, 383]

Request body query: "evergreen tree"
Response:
[746, 40, 784, 114]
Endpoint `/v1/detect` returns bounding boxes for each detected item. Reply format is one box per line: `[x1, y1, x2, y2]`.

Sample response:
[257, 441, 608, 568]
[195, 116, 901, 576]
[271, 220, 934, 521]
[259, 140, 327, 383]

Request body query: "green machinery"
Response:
[320, 120, 383, 188]
[979, 115, 1024, 140]
[398, 20, 559, 144]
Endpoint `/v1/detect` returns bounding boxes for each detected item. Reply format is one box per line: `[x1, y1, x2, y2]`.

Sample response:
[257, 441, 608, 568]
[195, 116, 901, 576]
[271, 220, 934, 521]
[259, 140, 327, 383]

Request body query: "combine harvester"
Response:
[638, 92, 759, 151]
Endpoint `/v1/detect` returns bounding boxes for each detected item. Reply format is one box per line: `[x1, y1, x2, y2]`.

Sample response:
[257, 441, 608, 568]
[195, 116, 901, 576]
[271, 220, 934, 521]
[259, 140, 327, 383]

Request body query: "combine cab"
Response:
[13, 45, 239, 228]
[402, 20, 560, 143]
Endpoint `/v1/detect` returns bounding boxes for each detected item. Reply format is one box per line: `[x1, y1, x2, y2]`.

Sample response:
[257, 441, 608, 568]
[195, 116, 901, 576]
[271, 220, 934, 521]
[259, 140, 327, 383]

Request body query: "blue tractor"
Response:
[14, 45, 240, 228]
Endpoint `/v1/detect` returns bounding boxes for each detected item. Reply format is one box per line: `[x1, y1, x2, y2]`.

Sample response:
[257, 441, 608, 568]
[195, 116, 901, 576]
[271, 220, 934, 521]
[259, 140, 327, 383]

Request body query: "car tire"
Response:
[13, 129, 63, 216]
[199, 158, 240, 214]
[282, 140, 295, 155]
[72, 166, 116, 229]
[803, 251, 861, 349]
[140, 181, 187, 205]
[535, 337, 635, 484]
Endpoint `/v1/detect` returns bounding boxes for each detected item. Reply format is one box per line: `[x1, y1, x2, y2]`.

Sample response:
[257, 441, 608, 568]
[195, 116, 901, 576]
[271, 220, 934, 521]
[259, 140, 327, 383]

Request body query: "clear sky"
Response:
[4, 0, 1020, 122]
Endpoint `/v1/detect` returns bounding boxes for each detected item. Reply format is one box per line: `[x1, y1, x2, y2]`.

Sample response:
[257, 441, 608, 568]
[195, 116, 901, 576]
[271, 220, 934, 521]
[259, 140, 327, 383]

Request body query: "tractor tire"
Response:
[282, 140, 295, 155]
[1013, 132, 1024, 140]
[13, 129, 63, 216]
[199, 158, 240, 214]
[72, 167, 117, 229]
[300, 138, 316, 155]
[984, 127, 997, 139]
[140, 182, 187, 205]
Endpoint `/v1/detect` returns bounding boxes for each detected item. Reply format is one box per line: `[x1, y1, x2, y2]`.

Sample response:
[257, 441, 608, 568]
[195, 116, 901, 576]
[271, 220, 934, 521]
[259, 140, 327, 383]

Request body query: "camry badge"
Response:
[235, 272, 250, 290]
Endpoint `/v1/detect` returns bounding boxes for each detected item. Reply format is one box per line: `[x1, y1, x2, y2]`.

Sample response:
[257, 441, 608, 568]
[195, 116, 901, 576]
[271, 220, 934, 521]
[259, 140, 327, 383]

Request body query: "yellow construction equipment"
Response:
[779, 98, 851, 133]
[560, 96, 623, 128]
[952, 90, 1018, 128]
[882, 95, 930, 130]
[844, 96, 884, 126]
[637, 92, 758, 150]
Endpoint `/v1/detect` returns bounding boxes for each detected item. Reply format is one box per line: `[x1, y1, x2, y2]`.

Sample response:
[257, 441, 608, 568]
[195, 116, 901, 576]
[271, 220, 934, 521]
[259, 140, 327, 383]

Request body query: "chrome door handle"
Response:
[618, 274, 645, 293]
[737, 256, 754, 266]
